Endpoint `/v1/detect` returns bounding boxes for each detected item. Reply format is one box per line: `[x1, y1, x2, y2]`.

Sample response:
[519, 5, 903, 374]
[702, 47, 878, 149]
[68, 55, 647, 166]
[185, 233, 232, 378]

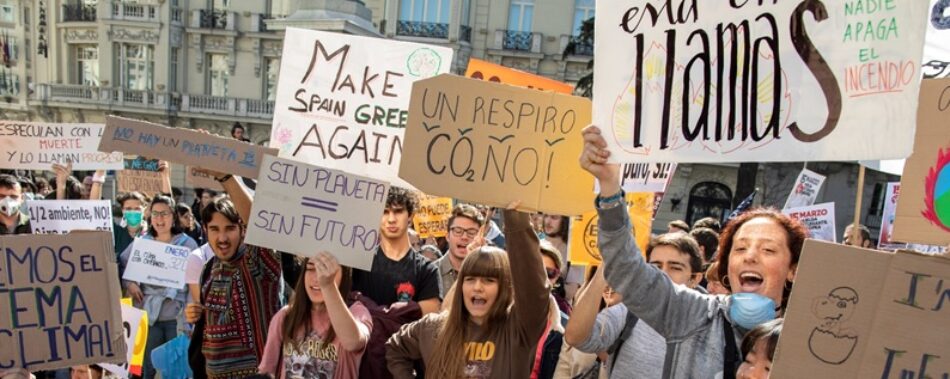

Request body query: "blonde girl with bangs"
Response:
[386, 207, 550, 378]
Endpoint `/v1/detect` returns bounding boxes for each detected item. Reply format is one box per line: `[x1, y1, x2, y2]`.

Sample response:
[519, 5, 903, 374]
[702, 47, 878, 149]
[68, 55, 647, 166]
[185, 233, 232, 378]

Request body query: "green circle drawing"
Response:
[406, 48, 443, 77]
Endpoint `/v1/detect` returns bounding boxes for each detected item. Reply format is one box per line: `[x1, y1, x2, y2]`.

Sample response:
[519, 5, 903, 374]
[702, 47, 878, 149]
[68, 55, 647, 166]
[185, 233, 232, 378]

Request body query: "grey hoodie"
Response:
[598, 204, 742, 378]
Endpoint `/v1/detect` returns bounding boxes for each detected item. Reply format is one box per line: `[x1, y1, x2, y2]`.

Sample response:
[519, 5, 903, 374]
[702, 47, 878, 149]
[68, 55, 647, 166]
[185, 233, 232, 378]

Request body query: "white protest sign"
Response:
[269, 28, 453, 188]
[783, 202, 837, 243]
[26, 200, 114, 234]
[100, 303, 145, 378]
[122, 238, 189, 289]
[0, 121, 123, 169]
[783, 169, 826, 209]
[878, 182, 901, 250]
[620, 163, 677, 193]
[594, 1, 928, 163]
[245, 155, 386, 271]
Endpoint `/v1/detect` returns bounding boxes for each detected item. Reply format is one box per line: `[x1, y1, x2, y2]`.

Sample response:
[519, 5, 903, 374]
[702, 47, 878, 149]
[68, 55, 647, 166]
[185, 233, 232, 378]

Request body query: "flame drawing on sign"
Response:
[922, 146, 950, 232]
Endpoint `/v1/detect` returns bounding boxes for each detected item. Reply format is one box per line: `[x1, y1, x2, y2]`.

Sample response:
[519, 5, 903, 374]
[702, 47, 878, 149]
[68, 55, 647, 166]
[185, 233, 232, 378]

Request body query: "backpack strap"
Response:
[607, 311, 638, 374]
[721, 318, 741, 379]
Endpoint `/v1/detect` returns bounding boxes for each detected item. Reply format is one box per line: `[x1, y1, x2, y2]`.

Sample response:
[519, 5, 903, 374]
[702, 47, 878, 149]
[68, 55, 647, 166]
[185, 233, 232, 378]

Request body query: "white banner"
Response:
[0, 121, 123, 169]
[245, 155, 387, 270]
[122, 238, 189, 289]
[621, 163, 677, 193]
[783, 169, 826, 209]
[269, 28, 454, 188]
[878, 182, 901, 249]
[783, 202, 837, 243]
[923, 0, 950, 78]
[594, 1, 928, 163]
[101, 303, 145, 379]
[26, 200, 114, 234]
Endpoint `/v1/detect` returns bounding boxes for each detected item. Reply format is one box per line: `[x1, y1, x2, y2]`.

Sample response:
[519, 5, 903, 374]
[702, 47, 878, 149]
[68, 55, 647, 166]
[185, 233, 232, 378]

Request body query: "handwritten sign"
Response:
[0, 121, 123, 170]
[620, 163, 677, 193]
[465, 58, 574, 94]
[412, 195, 453, 238]
[771, 240, 950, 378]
[569, 192, 654, 266]
[892, 78, 950, 246]
[783, 202, 837, 243]
[269, 28, 453, 188]
[0, 232, 127, 371]
[185, 166, 222, 191]
[784, 169, 827, 209]
[98, 116, 277, 179]
[245, 155, 387, 270]
[122, 238, 189, 289]
[100, 302, 146, 378]
[594, 1, 929, 163]
[400, 74, 596, 216]
[26, 200, 113, 234]
[117, 158, 163, 197]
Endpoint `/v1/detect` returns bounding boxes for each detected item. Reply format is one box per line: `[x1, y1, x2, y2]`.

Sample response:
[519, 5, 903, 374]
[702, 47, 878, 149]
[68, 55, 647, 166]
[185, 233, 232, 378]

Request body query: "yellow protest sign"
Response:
[569, 192, 654, 266]
[121, 298, 149, 376]
[399, 74, 595, 216]
[465, 58, 574, 94]
[413, 195, 453, 238]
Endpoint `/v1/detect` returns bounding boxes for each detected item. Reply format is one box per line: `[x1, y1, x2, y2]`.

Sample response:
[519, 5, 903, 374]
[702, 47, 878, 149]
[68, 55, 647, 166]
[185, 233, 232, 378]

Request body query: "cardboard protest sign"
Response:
[771, 240, 950, 378]
[569, 192, 653, 266]
[878, 182, 901, 250]
[783, 202, 837, 243]
[116, 157, 163, 197]
[121, 238, 189, 289]
[26, 200, 113, 234]
[413, 195, 453, 238]
[892, 78, 950, 245]
[400, 74, 596, 216]
[245, 155, 387, 270]
[0, 232, 126, 371]
[99, 116, 277, 179]
[185, 166, 223, 191]
[465, 58, 574, 94]
[593, 1, 928, 163]
[100, 302, 146, 378]
[269, 28, 453, 189]
[0, 121, 123, 169]
[783, 169, 826, 209]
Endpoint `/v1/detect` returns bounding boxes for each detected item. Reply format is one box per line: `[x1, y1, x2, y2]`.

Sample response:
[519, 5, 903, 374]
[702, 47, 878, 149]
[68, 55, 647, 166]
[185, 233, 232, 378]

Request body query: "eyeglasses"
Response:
[449, 226, 480, 238]
[150, 210, 173, 218]
[545, 267, 560, 280]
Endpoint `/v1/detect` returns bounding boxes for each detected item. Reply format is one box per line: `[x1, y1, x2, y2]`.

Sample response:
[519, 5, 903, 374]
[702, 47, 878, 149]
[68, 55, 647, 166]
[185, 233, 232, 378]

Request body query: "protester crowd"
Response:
[8, 120, 919, 379]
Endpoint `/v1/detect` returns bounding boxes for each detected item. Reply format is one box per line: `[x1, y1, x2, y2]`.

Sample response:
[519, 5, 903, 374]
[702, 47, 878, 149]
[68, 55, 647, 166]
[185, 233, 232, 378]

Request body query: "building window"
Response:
[0, 67, 19, 96]
[685, 182, 733, 226]
[572, 0, 594, 35]
[120, 44, 152, 90]
[169, 48, 178, 92]
[207, 53, 228, 97]
[508, 0, 533, 32]
[76, 45, 99, 86]
[0, 5, 15, 23]
[212, 0, 229, 10]
[399, 0, 450, 23]
[264, 57, 280, 101]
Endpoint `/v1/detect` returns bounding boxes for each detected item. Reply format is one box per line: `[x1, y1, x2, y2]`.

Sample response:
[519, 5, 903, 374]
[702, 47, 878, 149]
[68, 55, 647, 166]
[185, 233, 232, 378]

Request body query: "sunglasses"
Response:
[545, 267, 560, 280]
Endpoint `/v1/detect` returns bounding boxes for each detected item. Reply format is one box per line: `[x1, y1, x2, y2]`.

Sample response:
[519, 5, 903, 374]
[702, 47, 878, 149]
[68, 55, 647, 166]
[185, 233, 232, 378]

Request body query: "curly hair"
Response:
[385, 186, 418, 217]
[716, 207, 809, 307]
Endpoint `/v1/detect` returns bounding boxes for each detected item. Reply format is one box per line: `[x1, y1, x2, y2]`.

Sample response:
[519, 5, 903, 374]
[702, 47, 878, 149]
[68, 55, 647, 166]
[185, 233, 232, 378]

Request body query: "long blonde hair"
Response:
[427, 247, 513, 378]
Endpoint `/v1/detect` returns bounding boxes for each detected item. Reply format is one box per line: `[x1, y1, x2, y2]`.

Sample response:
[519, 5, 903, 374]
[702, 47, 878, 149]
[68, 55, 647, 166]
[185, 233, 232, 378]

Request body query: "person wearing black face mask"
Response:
[0, 174, 31, 235]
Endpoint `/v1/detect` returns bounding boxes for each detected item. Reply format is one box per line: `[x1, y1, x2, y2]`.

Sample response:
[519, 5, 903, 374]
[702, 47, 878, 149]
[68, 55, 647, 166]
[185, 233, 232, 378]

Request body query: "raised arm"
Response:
[217, 175, 251, 225]
[563, 266, 609, 347]
[157, 161, 173, 196]
[503, 208, 550, 342]
[581, 125, 716, 339]
[314, 252, 370, 352]
[88, 170, 105, 200]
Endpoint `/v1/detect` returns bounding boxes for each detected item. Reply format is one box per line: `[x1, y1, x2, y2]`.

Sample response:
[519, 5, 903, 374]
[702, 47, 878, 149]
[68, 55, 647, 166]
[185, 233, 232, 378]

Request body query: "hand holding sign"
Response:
[313, 252, 342, 289]
[579, 125, 621, 195]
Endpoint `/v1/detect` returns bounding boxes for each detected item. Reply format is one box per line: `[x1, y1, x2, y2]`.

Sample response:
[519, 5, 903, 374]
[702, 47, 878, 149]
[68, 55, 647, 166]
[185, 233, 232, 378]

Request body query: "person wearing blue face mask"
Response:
[578, 125, 807, 379]
[114, 191, 149, 266]
[0, 174, 30, 235]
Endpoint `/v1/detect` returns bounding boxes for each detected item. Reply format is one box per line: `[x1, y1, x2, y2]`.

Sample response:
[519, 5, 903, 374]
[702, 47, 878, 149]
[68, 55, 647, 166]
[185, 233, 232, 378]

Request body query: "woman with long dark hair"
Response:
[386, 207, 549, 378]
[258, 252, 372, 379]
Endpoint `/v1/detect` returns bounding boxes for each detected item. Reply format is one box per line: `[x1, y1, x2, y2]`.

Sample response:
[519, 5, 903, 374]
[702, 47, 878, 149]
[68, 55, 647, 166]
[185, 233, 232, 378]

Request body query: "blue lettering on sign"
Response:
[240, 151, 256, 168]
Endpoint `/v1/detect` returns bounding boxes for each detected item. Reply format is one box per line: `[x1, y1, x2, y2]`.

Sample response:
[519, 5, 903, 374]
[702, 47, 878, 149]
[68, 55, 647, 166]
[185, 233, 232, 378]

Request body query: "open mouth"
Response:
[738, 271, 764, 292]
[470, 297, 487, 306]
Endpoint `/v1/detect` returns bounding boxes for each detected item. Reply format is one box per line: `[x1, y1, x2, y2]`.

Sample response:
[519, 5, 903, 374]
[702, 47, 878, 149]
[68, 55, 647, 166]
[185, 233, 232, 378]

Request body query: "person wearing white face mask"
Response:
[0, 174, 31, 235]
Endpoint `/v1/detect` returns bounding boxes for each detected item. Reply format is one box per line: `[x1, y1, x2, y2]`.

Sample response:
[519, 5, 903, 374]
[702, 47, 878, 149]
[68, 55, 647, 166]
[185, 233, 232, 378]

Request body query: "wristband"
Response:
[215, 174, 233, 183]
[595, 190, 625, 210]
[92, 172, 106, 184]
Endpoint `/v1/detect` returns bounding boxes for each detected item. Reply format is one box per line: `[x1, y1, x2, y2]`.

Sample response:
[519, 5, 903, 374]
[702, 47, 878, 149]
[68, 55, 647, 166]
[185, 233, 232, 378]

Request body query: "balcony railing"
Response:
[503, 30, 533, 51]
[396, 21, 449, 39]
[112, 2, 157, 21]
[199, 9, 229, 29]
[571, 38, 593, 56]
[32, 84, 276, 120]
[62, 4, 97, 22]
[171, 7, 184, 24]
[459, 25, 472, 43]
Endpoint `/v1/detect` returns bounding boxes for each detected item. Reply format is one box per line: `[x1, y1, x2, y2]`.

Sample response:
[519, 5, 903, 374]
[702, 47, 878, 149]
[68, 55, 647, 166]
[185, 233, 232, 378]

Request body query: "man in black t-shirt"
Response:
[352, 187, 442, 313]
